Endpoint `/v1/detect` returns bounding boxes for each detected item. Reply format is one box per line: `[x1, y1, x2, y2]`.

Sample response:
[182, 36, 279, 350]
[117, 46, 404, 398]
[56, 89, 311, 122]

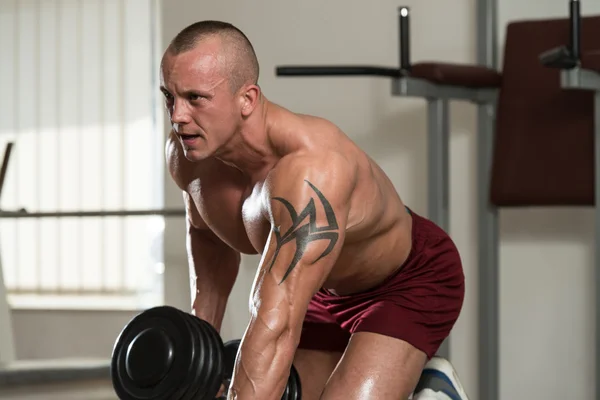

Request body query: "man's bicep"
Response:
[266, 181, 346, 285]
[261, 157, 356, 289]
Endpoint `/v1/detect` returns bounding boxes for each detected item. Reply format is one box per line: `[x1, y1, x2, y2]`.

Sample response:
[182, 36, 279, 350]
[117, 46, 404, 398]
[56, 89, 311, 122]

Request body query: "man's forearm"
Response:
[228, 314, 299, 399]
[187, 226, 240, 332]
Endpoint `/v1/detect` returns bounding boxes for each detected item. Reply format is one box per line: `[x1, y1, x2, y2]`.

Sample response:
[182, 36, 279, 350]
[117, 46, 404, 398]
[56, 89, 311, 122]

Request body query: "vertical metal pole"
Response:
[427, 99, 450, 233]
[398, 7, 410, 72]
[427, 98, 451, 359]
[477, 103, 499, 400]
[595, 91, 600, 400]
[477, 0, 499, 399]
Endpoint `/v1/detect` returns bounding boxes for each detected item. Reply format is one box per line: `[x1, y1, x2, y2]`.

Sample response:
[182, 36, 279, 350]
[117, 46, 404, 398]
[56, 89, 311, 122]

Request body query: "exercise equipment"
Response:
[111, 305, 302, 400]
[276, 3, 501, 367]
[275, 2, 600, 400]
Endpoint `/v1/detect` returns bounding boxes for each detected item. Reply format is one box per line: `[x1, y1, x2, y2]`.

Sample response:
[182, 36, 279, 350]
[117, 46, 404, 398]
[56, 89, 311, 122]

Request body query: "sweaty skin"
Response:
[162, 35, 415, 400]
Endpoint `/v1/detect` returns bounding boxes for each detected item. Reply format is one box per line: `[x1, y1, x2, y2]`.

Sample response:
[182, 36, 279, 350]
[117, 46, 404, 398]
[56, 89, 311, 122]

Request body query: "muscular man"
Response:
[162, 20, 466, 400]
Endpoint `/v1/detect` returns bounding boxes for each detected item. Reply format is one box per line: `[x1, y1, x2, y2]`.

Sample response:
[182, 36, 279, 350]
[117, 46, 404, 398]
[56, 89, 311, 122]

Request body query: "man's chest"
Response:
[190, 179, 271, 254]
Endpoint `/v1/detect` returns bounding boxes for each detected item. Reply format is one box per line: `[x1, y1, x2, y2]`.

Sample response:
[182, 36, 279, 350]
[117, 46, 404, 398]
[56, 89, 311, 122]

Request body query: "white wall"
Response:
[11, 310, 137, 360]
[495, 2, 600, 400]
[160, 1, 600, 400]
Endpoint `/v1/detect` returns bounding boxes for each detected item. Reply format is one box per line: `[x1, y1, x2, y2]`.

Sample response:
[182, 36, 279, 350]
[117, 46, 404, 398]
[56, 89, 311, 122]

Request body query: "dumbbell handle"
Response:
[219, 338, 302, 400]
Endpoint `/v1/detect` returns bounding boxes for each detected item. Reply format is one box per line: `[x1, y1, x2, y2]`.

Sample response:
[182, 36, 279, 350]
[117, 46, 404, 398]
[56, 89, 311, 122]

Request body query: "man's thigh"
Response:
[320, 331, 427, 400]
[293, 348, 343, 400]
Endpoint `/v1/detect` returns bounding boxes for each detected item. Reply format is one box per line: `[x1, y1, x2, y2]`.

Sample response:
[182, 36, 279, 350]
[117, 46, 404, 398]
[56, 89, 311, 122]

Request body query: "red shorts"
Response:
[298, 208, 465, 359]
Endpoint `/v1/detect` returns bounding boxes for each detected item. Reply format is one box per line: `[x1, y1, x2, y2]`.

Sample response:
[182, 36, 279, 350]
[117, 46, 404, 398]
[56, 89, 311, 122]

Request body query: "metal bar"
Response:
[427, 99, 450, 232]
[392, 77, 498, 104]
[427, 98, 451, 359]
[0, 143, 14, 201]
[477, 103, 499, 400]
[561, 68, 600, 91]
[478, 0, 498, 70]
[398, 6, 410, 72]
[8, 288, 140, 296]
[276, 65, 403, 78]
[592, 89, 600, 400]
[570, 0, 581, 61]
[477, 0, 499, 399]
[0, 209, 185, 218]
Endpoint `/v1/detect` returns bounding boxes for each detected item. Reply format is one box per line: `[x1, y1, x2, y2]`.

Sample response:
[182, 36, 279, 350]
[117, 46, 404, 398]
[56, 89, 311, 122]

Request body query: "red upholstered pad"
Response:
[490, 15, 600, 207]
[410, 62, 502, 88]
[582, 51, 600, 72]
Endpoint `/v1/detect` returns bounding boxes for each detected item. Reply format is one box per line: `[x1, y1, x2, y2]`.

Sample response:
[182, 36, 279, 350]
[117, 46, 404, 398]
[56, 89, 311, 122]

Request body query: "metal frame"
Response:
[0, 209, 185, 218]
[392, 77, 498, 103]
[389, 74, 499, 362]
[476, 1, 499, 400]
[560, 66, 600, 400]
[275, 6, 500, 364]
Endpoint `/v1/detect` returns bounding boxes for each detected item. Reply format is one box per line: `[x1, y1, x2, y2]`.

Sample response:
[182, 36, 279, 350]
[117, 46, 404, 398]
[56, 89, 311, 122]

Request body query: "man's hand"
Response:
[228, 152, 357, 399]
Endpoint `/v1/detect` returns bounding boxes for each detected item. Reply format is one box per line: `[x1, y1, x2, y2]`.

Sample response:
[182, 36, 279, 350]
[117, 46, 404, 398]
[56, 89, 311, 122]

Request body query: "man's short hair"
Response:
[169, 20, 259, 92]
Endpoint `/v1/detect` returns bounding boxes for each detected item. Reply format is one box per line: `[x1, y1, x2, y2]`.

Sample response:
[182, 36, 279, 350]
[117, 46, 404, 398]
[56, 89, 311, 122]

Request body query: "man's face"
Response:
[160, 41, 240, 162]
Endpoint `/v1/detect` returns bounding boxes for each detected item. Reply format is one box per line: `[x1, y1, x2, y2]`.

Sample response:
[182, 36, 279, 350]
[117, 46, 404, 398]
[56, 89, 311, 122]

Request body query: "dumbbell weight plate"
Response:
[178, 310, 207, 400]
[111, 306, 198, 399]
[199, 318, 227, 398]
[182, 314, 225, 400]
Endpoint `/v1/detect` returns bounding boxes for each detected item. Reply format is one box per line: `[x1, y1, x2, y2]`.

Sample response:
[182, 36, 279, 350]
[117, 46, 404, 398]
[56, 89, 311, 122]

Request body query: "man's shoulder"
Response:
[264, 150, 358, 200]
[273, 150, 354, 176]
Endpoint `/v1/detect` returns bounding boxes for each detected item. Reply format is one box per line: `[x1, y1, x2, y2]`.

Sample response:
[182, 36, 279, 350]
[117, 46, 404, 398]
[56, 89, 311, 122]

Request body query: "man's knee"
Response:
[293, 348, 343, 400]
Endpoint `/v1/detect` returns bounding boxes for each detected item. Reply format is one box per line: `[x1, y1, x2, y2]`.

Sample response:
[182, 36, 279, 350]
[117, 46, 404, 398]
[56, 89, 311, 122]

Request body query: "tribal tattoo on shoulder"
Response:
[266, 180, 339, 284]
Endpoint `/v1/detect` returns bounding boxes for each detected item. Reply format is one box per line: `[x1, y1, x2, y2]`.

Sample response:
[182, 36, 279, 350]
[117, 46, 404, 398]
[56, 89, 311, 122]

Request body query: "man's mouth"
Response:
[178, 133, 201, 145]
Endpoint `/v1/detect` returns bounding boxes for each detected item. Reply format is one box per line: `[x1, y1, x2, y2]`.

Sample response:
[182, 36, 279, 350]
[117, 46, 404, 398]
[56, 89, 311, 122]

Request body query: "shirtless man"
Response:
[162, 20, 466, 400]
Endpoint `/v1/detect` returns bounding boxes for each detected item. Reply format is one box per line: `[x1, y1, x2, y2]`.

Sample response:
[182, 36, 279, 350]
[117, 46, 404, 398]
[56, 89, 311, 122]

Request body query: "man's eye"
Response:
[189, 94, 201, 101]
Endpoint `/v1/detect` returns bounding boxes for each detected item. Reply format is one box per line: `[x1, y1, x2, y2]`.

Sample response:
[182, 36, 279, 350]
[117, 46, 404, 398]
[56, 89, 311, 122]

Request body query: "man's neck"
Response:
[214, 99, 279, 178]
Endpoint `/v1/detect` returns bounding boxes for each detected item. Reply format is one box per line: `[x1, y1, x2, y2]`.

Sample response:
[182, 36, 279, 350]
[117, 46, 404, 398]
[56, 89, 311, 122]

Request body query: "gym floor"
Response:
[0, 380, 116, 400]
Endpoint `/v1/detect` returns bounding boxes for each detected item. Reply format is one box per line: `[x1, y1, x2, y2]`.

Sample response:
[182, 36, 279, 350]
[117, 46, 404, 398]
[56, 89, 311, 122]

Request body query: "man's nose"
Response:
[170, 99, 192, 125]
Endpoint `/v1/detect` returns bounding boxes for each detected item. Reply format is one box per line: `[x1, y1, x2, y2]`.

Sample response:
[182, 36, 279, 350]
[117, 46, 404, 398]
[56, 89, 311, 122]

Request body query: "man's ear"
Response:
[240, 85, 261, 117]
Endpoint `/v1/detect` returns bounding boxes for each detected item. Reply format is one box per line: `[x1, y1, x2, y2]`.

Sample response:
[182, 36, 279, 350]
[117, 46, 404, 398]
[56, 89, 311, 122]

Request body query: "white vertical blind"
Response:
[0, 0, 165, 309]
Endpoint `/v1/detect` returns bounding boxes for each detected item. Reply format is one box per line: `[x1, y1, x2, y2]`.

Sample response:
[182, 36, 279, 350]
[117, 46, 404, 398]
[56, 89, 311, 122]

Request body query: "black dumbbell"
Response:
[111, 305, 302, 400]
